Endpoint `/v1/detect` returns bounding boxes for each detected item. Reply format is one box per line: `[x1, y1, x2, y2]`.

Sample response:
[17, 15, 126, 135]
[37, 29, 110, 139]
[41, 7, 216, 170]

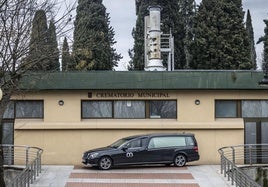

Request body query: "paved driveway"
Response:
[31, 165, 230, 187]
[65, 165, 230, 187]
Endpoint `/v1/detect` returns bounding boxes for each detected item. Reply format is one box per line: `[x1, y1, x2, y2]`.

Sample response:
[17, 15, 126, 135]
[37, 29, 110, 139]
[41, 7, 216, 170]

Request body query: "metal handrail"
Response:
[218, 144, 268, 187]
[1, 144, 43, 187]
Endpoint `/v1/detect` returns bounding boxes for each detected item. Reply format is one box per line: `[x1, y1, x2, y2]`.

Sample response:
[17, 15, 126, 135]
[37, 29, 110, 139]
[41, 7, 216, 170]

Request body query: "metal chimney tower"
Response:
[144, 6, 166, 71]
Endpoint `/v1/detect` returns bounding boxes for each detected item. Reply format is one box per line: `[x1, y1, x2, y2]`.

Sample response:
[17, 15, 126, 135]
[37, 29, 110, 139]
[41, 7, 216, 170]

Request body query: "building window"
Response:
[82, 100, 177, 119]
[149, 100, 177, 118]
[216, 100, 268, 118]
[15, 100, 43, 118]
[82, 101, 112, 118]
[3, 101, 15, 119]
[242, 100, 268, 118]
[215, 100, 240, 118]
[114, 101, 145, 119]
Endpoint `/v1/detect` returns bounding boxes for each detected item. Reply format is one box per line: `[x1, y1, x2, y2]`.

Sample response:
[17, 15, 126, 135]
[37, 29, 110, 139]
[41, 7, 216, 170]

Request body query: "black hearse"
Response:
[82, 133, 199, 170]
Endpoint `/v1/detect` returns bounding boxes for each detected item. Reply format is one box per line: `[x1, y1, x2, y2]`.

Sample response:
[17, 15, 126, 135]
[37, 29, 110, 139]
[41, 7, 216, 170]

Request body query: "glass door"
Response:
[1, 120, 14, 165]
[261, 122, 268, 163]
[245, 120, 268, 164]
[245, 121, 257, 164]
[1, 121, 14, 145]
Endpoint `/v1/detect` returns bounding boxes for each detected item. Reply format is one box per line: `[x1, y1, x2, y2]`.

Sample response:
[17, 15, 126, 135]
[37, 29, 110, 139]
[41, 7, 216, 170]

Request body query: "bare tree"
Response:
[0, 0, 76, 185]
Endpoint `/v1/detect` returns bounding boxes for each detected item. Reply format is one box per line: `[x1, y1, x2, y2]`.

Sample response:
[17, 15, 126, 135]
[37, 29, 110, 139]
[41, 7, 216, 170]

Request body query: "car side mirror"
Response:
[121, 145, 128, 151]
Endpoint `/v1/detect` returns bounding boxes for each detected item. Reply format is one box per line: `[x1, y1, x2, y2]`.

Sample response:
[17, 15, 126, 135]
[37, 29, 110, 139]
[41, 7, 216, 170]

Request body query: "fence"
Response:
[218, 144, 268, 187]
[0, 144, 43, 187]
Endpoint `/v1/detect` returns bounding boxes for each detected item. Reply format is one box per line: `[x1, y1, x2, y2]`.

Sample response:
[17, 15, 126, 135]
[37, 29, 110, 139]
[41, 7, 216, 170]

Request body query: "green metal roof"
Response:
[19, 70, 268, 90]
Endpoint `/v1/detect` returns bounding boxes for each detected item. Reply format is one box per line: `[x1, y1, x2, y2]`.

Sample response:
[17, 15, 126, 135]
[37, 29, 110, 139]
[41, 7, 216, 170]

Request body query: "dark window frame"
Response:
[3, 100, 44, 119]
[3, 101, 15, 119]
[215, 100, 241, 118]
[81, 100, 113, 119]
[113, 100, 146, 119]
[148, 100, 177, 119]
[241, 100, 268, 118]
[15, 100, 44, 119]
[82, 100, 177, 119]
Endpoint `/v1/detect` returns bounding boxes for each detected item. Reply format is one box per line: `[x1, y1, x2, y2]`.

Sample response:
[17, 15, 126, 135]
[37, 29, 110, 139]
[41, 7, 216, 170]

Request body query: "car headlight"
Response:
[89, 152, 99, 159]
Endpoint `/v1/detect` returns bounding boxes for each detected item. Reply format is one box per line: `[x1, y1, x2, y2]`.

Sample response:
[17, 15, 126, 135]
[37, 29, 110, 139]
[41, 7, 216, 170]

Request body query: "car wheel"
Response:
[174, 154, 186, 167]
[98, 156, 112, 170]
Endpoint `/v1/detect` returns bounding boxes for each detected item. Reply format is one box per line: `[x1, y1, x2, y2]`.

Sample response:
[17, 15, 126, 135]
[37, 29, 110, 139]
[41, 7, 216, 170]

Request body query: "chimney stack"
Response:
[144, 6, 166, 71]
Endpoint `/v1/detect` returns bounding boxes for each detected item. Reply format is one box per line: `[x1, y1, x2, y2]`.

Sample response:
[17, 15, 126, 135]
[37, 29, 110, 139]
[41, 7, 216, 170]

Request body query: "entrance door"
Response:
[261, 122, 268, 163]
[1, 121, 14, 165]
[1, 121, 14, 145]
[245, 120, 268, 164]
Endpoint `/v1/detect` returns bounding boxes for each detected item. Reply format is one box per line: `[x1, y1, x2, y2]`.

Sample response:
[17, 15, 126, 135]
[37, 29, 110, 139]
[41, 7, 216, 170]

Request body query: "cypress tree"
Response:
[131, 0, 187, 70]
[161, 0, 188, 69]
[178, 0, 196, 68]
[257, 19, 268, 71]
[28, 10, 49, 70]
[129, 0, 148, 70]
[246, 10, 257, 69]
[61, 37, 71, 71]
[72, 0, 121, 70]
[47, 20, 60, 71]
[190, 0, 252, 69]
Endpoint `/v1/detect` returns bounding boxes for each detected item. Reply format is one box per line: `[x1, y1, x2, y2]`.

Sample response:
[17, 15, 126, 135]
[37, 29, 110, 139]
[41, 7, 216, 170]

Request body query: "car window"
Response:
[148, 136, 187, 149]
[125, 138, 147, 148]
[109, 138, 129, 148]
[186, 136, 195, 146]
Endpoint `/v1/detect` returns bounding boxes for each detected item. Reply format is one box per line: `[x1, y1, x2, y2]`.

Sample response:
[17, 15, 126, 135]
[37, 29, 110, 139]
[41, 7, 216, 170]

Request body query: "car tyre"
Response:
[98, 156, 112, 170]
[174, 154, 186, 167]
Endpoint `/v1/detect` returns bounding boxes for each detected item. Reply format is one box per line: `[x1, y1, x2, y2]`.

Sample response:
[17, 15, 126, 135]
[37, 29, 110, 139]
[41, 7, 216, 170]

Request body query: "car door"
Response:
[113, 137, 148, 165]
[127, 137, 148, 164]
[145, 136, 187, 163]
[145, 137, 174, 163]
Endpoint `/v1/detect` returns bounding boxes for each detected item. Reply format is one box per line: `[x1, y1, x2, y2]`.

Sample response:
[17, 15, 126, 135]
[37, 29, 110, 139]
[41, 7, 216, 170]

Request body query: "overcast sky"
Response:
[102, 0, 268, 70]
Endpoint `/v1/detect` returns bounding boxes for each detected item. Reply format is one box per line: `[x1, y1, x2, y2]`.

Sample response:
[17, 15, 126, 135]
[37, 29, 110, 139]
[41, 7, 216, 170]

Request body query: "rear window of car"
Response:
[186, 136, 195, 146]
[148, 136, 187, 149]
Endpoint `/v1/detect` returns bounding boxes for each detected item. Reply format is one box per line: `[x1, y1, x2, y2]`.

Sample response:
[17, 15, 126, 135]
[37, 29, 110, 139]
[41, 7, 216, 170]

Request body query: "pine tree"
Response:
[257, 19, 268, 71]
[28, 10, 49, 70]
[246, 10, 257, 69]
[47, 20, 60, 71]
[61, 37, 71, 71]
[72, 0, 121, 70]
[190, 0, 252, 69]
[131, 0, 188, 70]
